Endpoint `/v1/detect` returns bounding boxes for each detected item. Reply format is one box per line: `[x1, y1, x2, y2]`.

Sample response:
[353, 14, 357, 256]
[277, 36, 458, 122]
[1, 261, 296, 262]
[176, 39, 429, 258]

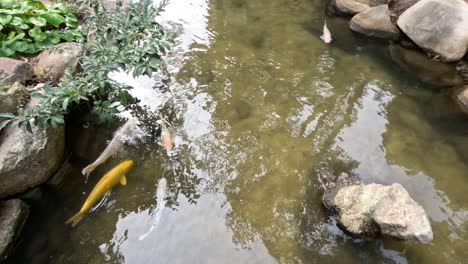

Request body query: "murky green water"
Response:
[8, 0, 468, 263]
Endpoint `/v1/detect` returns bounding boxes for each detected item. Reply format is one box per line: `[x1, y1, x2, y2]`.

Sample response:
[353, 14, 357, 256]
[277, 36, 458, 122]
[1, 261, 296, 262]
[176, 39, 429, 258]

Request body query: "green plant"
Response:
[0, 0, 83, 57]
[0, 0, 173, 132]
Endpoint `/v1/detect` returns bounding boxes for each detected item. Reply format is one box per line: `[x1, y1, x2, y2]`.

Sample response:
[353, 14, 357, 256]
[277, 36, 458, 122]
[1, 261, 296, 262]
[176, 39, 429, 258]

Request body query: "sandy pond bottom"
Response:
[7, 0, 468, 263]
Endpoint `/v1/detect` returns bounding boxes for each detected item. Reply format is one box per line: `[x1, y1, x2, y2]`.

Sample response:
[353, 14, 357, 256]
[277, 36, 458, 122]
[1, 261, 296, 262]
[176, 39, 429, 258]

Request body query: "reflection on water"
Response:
[7, 0, 468, 263]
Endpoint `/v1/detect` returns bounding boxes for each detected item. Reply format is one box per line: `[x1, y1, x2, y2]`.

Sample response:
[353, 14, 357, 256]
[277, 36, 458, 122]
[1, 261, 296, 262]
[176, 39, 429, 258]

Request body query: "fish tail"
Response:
[138, 226, 155, 240]
[65, 211, 84, 227]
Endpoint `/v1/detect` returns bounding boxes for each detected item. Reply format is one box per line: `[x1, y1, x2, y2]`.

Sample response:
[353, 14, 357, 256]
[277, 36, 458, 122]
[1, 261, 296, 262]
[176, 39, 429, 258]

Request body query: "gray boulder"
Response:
[34, 43, 83, 83]
[0, 83, 28, 122]
[0, 58, 34, 85]
[336, 0, 371, 15]
[323, 183, 433, 243]
[350, 5, 400, 39]
[0, 199, 29, 260]
[389, 45, 464, 87]
[0, 99, 65, 198]
[397, 0, 468, 62]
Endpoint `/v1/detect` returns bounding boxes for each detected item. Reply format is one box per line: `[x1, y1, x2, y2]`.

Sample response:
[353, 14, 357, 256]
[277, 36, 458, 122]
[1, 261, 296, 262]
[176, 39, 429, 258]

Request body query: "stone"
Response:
[454, 86, 468, 115]
[336, 0, 371, 15]
[397, 0, 468, 62]
[323, 183, 433, 243]
[388, 0, 421, 24]
[0, 98, 65, 198]
[0, 83, 28, 123]
[350, 5, 400, 39]
[34, 43, 83, 83]
[0, 199, 30, 260]
[0, 58, 34, 85]
[389, 45, 464, 87]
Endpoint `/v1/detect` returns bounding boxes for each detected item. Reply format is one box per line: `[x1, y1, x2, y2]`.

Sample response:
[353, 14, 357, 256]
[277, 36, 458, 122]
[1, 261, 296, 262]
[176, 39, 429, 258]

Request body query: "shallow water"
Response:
[8, 0, 468, 263]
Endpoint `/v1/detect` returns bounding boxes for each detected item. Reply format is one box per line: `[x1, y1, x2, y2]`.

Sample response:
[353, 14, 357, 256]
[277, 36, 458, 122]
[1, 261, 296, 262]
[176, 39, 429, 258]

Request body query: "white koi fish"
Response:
[320, 20, 332, 44]
[139, 177, 168, 240]
[81, 117, 139, 181]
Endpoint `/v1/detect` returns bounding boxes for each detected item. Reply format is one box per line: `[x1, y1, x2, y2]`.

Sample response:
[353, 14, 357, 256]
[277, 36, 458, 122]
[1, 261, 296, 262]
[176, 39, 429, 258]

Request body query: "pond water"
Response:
[7, 0, 468, 263]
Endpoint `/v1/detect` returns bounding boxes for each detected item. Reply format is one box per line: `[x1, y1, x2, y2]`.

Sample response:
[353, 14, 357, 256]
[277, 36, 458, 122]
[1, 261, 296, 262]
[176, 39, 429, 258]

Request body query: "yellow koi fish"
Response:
[66, 160, 134, 227]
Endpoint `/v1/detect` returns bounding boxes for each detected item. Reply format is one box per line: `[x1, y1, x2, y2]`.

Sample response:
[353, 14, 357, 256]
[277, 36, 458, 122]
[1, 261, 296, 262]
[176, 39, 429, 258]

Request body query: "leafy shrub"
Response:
[0, 0, 82, 57]
[0, 0, 173, 132]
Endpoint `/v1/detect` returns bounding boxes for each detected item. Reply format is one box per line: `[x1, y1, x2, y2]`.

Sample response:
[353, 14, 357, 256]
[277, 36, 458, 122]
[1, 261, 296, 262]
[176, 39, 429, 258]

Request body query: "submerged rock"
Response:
[0, 99, 65, 198]
[454, 86, 468, 115]
[34, 43, 83, 83]
[0, 58, 34, 85]
[0, 199, 30, 260]
[389, 45, 464, 87]
[349, 5, 400, 39]
[397, 0, 468, 62]
[323, 183, 433, 243]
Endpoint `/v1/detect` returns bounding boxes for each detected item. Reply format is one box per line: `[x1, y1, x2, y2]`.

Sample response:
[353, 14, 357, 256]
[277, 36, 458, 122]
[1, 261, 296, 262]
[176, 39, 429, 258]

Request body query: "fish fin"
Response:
[82, 164, 96, 178]
[65, 211, 84, 227]
[120, 175, 127, 185]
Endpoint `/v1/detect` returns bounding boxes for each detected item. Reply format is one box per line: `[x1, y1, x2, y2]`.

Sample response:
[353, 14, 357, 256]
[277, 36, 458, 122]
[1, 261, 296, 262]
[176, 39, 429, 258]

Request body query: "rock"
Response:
[0, 199, 30, 260]
[323, 183, 433, 243]
[454, 86, 468, 115]
[397, 0, 468, 62]
[0, 58, 34, 85]
[388, 0, 421, 23]
[336, 0, 371, 15]
[350, 5, 400, 39]
[0, 83, 28, 122]
[0, 99, 65, 198]
[389, 45, 464, 87]
[34, 43, 83, 83]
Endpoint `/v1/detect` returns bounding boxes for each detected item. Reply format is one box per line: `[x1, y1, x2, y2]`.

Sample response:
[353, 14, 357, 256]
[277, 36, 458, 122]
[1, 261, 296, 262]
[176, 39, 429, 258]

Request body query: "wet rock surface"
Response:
[0, 99, 65, 198]
[397, 0, 468, 62]
[0, 199, 30, 260]
[389, 45, 464, 87]
[34, 43, 83, 83]
[324, 183, 433, 243]
[0, 58, 34, 85]
[349, 5, 400, 39]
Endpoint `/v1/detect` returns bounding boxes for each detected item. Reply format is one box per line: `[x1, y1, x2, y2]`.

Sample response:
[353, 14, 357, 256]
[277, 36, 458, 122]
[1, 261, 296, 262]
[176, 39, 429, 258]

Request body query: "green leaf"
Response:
[0, 14, 12, 25]
[33, 1, 47, 10]
[29, 16, 47, 27]
[0, 0, 16, 8]
[11, 41, 30, 52]
[40, 13, 65, 27]
[102, 100, 111, 108]
[29, 26, 47, 41]
[10, 16, 23, 26]
[149, 58, 160, 68]
[0, 119, 11, 130]
[62, 97, 69, 110]
[0, 113, 15, 118]
[52, 116, 64, 124]
[25, 121, 33, 133]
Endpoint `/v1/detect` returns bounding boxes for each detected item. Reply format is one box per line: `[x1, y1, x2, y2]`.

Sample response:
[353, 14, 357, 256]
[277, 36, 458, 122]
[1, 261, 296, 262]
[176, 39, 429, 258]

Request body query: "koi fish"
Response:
[66, 160, 134, 227]
[158, 115, 174, 151]
[139, 177, 167, 240]
[320, 20, 332, 44]
[82, 118, 139, 180]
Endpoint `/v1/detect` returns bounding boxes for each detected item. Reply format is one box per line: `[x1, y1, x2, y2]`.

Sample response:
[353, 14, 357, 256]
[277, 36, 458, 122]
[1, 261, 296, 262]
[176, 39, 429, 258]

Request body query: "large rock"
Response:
[0, 58, 34, 85]
[34, 43, 83, 83]
[323, 183, 433, 243]
[350, 5, 400, 39]
[0, 83, 28, 122]
[336, 0, 371, 15]
[0, 199, 29, 260]
[397, 0, 468, 62]
[388, 0, 421, 23]
[389, 45, 464, 87]
[0, 99, 65, 198]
